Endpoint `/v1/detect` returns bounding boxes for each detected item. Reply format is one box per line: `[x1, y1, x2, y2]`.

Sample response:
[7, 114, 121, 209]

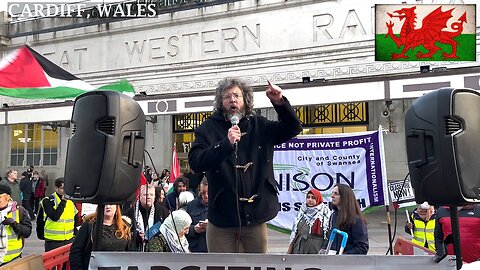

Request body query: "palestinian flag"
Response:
[375, 4, 476, 61]
[0, 45, 135, 99]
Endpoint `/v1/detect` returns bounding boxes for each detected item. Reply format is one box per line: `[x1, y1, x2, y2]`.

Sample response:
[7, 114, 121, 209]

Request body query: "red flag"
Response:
[135, 173, 148, 201]
[171, 144, 181, 183]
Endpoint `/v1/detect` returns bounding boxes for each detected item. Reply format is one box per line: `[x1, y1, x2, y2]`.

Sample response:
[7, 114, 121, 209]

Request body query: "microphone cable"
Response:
[230, 115, 242, 253]
[234, 141, 242, 253]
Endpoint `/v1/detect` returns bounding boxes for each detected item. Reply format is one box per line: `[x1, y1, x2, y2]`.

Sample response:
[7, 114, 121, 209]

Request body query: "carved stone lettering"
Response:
[74, 47, 87, 70]
[202, 29, 219, 55]
[339, 9, 366, 39]
[124, 24, 261, 63]
[149, 37, 166, 60]
[182, 32, 199, 57]
[313, 9, 367, 41]
[313, 14, 334, 41]
[167, 36, 180, 57]
[60, 50, 70, 69]
[221, 27, 239, 53]
[243, 24, 260, 49]
[125, 40, 146, 63]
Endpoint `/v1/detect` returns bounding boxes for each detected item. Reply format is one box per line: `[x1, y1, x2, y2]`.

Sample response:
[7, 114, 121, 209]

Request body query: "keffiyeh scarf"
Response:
[289, 202, 331, 243]
[134, 201, 155, 234]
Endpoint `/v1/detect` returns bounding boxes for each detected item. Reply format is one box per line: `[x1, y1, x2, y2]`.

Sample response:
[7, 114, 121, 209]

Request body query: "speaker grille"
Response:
[445, 117, 461, 135]
[98, 117, 116, 135]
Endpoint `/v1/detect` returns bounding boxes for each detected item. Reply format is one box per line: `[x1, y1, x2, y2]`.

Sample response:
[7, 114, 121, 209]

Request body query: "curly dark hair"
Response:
[213, 77, 254, 116]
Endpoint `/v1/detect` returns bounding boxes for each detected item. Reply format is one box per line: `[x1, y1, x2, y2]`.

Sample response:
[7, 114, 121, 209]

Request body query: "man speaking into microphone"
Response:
[188, 77, 302, 253]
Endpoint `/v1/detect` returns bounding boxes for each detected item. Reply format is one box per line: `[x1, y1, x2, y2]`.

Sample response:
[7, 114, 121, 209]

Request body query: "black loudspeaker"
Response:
[405, 87, 480, 205]
[64, 91, 145, 204]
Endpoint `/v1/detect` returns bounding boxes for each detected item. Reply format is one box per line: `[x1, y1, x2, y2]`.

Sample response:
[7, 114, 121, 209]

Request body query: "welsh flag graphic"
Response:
[375, 4, 476, 61]
[0, 45, 135, 99]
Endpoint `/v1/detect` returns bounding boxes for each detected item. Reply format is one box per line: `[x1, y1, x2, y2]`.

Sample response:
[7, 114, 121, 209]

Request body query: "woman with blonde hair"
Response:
[70, 205, 132, 270]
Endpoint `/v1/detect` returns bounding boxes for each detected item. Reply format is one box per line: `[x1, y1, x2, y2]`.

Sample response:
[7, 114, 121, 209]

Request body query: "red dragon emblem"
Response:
[384, 6, 467, 60]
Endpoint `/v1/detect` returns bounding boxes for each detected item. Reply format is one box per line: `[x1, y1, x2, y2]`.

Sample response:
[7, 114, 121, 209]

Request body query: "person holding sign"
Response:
[288, 189, 331, 254]
[320, 184, 369, 255]
[405, 202, 436, 252]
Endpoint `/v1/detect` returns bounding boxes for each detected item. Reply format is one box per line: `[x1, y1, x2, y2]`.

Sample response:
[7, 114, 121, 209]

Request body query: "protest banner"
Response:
[270, 129, 388, 230]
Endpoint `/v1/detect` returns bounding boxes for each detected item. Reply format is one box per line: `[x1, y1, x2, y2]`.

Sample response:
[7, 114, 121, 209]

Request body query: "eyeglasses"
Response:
[223, 93, 243, 100]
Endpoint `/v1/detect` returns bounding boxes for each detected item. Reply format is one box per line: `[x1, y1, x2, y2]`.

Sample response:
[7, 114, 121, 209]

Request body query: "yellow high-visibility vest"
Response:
[3, 208, 23, 263]
[411, 217, 436, 252]
[42, 193, 77, 241]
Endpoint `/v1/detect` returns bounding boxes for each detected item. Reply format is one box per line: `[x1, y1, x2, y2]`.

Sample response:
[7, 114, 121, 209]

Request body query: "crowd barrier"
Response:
[394, 236, 435, 256]
[42, 243, 72, 270]
[1, 238, 440, 270]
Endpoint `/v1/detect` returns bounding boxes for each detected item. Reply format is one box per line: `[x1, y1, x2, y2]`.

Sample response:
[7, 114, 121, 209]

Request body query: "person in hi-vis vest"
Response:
[0, 185, 32, 265]
[405, 202, 436, 252]
[41, 178, 78, 252]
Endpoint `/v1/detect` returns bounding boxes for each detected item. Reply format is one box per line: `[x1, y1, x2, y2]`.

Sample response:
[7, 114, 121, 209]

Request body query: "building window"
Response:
[173, 112, 212, 132]
[294, 102, 368, 134]
[294, 102, 368, 127]
[10, 124, 59, 167]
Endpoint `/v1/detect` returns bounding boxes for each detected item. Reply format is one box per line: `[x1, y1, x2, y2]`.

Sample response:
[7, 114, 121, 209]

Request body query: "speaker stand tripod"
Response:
[93, 204, 105, 251]
[434, 206, 462, 270]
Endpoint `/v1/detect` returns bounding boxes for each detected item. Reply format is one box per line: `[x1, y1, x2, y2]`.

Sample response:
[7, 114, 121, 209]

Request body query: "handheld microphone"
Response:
[230, 115, 240, 150]
[230, 115, 239, 126]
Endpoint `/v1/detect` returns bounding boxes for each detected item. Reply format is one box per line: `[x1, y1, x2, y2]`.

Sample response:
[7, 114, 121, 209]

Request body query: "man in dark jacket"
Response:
[41, 178, 78, 252]
[188, 77, 302, 253]
[19, 172, 34, 220]
[185, 178, 208, 252]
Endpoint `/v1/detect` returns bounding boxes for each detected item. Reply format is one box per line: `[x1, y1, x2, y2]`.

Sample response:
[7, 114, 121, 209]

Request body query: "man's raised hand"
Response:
[266, 80, 284, 105]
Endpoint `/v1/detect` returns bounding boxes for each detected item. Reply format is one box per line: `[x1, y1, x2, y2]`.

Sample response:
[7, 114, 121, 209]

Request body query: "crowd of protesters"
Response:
[1, 77, 479, 268]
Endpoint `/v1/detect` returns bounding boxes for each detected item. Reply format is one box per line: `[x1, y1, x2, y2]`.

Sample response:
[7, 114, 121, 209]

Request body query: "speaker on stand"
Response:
[64, 90, 146, 251]
[405, 87, 480, 270]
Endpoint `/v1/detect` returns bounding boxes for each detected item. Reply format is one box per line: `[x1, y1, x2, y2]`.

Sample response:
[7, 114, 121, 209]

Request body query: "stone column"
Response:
[0, 11, 10, 51]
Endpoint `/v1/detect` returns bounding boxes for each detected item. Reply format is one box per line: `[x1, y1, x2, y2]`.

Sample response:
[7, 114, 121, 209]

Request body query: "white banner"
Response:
[270, 130, 388, 231]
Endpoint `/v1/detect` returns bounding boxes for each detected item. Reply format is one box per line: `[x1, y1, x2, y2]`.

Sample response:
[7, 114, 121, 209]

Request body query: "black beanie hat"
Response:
[0, 185, 12, 195]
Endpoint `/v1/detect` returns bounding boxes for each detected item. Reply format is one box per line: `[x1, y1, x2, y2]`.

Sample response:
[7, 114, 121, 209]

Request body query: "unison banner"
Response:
[269, 130, 388, 231]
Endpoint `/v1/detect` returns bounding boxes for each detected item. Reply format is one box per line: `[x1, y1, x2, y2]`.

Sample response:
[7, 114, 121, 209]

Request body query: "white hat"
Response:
[419, 201, 431, 210]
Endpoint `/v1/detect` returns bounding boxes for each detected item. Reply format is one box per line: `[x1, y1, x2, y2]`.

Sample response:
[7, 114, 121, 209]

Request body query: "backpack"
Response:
[36, 197, 49, 240]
